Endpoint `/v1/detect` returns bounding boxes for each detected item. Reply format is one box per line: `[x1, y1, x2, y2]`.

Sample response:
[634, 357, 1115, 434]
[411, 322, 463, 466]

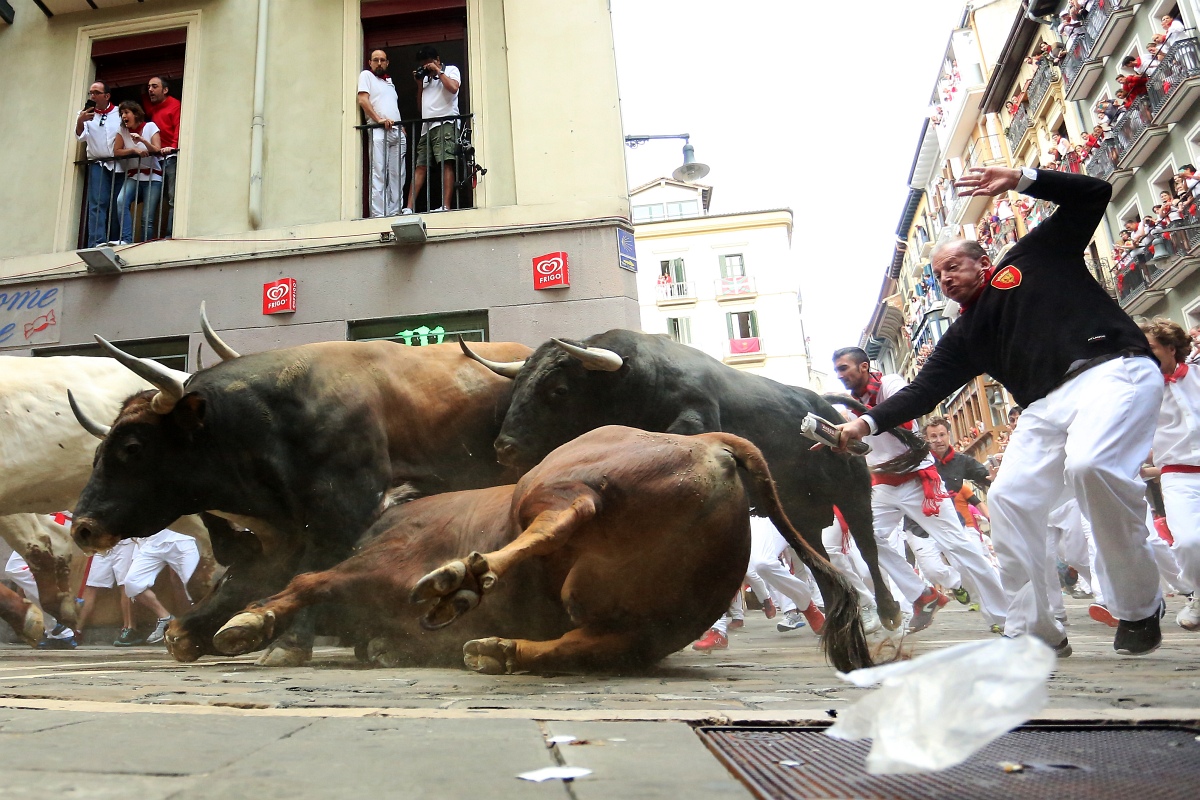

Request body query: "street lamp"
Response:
[623, 133, 710, 182]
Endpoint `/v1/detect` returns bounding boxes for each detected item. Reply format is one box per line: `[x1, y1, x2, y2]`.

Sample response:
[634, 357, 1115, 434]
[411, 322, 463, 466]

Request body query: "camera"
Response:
[84, 99, 96, 111]
[413, 65, 437, 81]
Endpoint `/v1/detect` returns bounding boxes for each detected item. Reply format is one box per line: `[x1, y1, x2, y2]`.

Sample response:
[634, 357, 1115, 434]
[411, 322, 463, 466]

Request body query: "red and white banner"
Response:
[533, 252, 569, 290]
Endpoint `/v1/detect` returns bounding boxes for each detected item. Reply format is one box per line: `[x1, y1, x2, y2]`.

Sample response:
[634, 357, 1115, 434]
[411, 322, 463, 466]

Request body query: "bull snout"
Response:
[71, 518, 121, 554]
[494, 435, 520, 467]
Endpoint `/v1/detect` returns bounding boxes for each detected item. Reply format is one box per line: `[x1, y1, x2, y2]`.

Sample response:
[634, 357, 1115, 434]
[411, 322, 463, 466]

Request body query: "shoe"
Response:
[861, 604, 883, 634]
[990, 623, 1004, 635]
[146, 616, 173, 645]
[400, 208, 414, 215]
[430, 206, 449, 213]
[967, 602, 980, 612]
[951, 586, 971, 605]
[728, 618, 745, 630]
[1114, 604, 1165, 655]
[1070, 587, 1094, 600]
[1089, 603, 1118, 628]
[692, 628, 728, 652]
[113, 627, 144, 647]
[907, 587, 944, 633]
[1177, 594, 1200, 631]
[801, 602, 826, 635]
[1053, 637, 1073, 658]
[934, 589, 951, 608]
[37, 634, 78, 650]
[762, 597, 777, 619]
[776, 609, 807, 632]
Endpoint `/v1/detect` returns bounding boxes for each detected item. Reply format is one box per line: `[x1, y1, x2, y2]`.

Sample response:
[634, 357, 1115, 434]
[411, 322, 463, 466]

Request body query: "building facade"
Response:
[630, 179, 822, 390]
[0, 0, 638, 362]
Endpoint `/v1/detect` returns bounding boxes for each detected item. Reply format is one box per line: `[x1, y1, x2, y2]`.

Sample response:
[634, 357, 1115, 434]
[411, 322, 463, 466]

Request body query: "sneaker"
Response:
[990, 623, 1005, 635]
[967, 602, 980, 612]
[430, 206, 449, 213]
[113, 627, 145, 647]
[1070, 587, 1094, 600]
[692, 628, 728, 652]
[1114, 604, 1165, 655]
[1089, 603, 1118, 628]
[907, 587, 944, 633]
[801, 602, 826, 635]
[400, 208, 414, 215]
[951, 586, 971, 605]
[762, 597, 777, 620]
[37, 634, 77, 650]
[146, 616, 173, 645]
[934, 589, 952, 608]
[860, 604, 883, 634]
[1177, 594, 1200, 631]
[1053, 637, 1073, 658]
[728, 618, 745, 630]
[776, 609, 807, 632]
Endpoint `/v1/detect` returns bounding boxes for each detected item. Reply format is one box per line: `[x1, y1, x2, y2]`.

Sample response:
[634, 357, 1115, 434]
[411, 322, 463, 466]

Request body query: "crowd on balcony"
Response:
[928, 61, 962, 126]
[1111, 168, 1200, 291]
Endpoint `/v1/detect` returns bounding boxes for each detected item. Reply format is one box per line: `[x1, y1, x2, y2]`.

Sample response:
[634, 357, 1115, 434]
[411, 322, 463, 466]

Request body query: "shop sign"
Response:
[0, 283, 62, 348]
[263, 278, 297, 314]
[617, 229, 638, 272]
[533, 252, 569, 290]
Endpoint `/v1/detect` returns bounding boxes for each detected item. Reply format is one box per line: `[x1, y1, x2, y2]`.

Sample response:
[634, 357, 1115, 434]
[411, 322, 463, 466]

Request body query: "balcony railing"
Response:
[1060, 32, 1095, 90]
[356, 114, 481, 219]
[1006, 102, 1031, 152]
[655, 280, 695, 301]
[725, 337, 764, 358]
[716, 275, 757, 297]
[76, 153, 176, 249]
[1083, 0, 1119, 43]
[1146, 34, 1200, 116]
[1027, 58, 1057, 111]
[967, 134, 1004, 169]
[1112, 94, 1154, 153]
[1085, 257, 1115, 297]
[1083, 141, 1118, 180]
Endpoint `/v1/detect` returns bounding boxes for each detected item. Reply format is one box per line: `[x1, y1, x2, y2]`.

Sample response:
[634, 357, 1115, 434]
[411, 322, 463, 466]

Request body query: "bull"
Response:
[70, 312, 531, 665]
[0, 581, 43, 646]
[462, 330, 928, 631]
[211, 426, 872, 673]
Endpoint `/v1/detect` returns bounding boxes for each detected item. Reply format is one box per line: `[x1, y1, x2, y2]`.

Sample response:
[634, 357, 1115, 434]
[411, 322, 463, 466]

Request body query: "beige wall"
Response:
[0, 0, 630, 280]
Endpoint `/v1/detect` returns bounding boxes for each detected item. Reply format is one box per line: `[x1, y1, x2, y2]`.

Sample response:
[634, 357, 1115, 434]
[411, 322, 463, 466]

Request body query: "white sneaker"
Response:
[430, 206, 449, 213]
[861, 604, 883, 634]
[1177, 595, 1200, 630]
[146, 615, 173, 645]
[400, 208, 414, 215]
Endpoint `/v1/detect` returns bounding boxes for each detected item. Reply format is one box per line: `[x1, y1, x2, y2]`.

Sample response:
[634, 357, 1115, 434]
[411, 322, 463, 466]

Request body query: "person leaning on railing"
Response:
[75, 80, 123, 248]
[357, 49, 405, 218]
[145, 76, 180, 238]
[403, 45, 462, 215]
[112, 101, 163, 246]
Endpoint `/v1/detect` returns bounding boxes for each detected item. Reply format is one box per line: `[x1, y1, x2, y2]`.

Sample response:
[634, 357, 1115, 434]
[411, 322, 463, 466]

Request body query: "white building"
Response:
[631, 178, 823, 390]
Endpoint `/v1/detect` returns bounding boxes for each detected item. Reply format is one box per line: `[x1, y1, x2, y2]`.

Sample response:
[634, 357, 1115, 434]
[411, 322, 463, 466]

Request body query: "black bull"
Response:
[467, 329, 919, 631]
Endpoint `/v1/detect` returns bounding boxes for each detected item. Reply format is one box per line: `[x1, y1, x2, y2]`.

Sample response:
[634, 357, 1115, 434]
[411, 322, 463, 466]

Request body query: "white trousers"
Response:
[124, 537, 199, 599]
[820, 522, 876, 606]
[369, 127, 406, 218]
[1161, 471, 1200, 593]
[872, 482, 1007, 625]
[906, 530, 962, 590]
[989, 356, 1163, 645]
[746, 520, 812, 612]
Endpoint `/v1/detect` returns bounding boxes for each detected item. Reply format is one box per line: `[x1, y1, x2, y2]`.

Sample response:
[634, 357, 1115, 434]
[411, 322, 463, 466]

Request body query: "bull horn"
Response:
[552, 338, 623, 372]
[67, 389, 110, 439]
[94, 335, 189, 414]
[458, 336, 526, 379]
[200, 301, 240, 361]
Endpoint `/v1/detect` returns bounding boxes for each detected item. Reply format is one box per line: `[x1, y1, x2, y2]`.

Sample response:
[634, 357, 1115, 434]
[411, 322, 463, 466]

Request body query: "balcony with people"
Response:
[1060, 0, 1136, 100]
[1111, 182, 1200, 312]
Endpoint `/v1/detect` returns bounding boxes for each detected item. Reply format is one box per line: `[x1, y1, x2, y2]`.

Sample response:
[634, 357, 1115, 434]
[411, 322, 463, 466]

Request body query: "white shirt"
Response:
[118, 121, 162, 181]
[1154, 364, 1200, 468]
[357, 70, 401, 124]
[857, 374, 936, 471]
[1164, 19, 1187, 50]
[78, 105, 122, 169]
[420, 64, 461, 133]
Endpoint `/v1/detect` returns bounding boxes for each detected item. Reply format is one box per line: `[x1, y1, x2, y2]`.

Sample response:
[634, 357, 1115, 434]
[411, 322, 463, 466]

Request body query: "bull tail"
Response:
[711, 433, 873, 672]
[821, 393, 930, 475]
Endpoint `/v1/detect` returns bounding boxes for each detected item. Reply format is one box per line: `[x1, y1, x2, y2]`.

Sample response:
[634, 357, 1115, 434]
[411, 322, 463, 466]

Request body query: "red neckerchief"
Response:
[958, 266, 996, 314]
[95, 103, 115, 115]
[853, 371, 884, 408]
[129, 121, 147, 136]
[936, 447, 957, 465]
[1165, 362, 1189, 384]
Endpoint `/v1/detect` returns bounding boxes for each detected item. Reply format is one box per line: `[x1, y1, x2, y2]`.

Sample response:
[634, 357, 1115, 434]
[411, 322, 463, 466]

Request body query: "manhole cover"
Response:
[697, 724, 1200, 800]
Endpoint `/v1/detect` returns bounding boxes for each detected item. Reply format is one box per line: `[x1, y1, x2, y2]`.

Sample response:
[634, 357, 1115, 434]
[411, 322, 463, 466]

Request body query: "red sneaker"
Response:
[728, 618, 745, 630]
[908, 587, 944, 633]
[762, 598, 777, 619]
[1089, 603, 1119, 628]
[692, 628, 728, 652]
[802, 602, 826, 635]
[934, 589, 951, 608]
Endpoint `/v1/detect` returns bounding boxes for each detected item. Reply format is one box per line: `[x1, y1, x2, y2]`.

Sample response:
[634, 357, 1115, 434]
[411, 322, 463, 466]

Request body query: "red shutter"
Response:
[92, 29, 187, 90]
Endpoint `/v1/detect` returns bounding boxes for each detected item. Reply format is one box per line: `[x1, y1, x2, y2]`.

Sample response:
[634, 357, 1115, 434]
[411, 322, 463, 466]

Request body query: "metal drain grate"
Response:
[697, 724, 1200, 800]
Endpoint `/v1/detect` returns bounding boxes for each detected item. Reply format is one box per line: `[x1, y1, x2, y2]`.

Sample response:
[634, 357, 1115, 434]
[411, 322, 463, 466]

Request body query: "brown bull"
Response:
[0, 582, 43, 647]
[213, 426, 871, 673]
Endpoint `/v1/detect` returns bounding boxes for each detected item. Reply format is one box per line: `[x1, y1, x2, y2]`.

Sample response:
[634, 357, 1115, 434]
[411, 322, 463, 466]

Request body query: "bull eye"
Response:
[551, 385, 568, 398]
[122, 440, 143, 459]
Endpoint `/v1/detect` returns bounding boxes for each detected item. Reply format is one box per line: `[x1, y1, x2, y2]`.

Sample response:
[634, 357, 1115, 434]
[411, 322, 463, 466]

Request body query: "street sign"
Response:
[533, 252, 569, 290]
[617, 229, 637, 272]
[262, 277, 297, 314]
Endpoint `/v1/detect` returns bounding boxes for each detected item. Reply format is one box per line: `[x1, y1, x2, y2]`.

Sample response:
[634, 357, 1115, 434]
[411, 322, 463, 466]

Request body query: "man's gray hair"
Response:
[932, 239, 987, 262]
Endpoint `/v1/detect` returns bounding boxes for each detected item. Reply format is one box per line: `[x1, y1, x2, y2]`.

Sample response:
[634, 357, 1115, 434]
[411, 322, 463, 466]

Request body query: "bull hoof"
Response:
[213, 610, 275, 656]
[255, 643, 311, 667]
[879, 606, 903, 632]
[411, 561, 468, 603]
[420, 589, 480, 631]
[21, 603, 44, 647]
[366, 636, 404, 668]
[463, 637, 518, 675]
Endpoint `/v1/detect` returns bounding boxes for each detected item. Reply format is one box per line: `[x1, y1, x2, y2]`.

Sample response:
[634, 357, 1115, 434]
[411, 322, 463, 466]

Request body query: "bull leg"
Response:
[838, 492, 903, 631]
[411, 495, 597, 630]
[0, 584, 43, 647]
[463, 627, 641, 675]
[22, 546, 76, 629]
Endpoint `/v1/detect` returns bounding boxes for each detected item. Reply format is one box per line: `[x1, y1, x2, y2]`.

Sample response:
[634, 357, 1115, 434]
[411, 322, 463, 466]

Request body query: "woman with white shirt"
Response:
[1141, 317, 1200, 630]
[112, 100, 163, 244]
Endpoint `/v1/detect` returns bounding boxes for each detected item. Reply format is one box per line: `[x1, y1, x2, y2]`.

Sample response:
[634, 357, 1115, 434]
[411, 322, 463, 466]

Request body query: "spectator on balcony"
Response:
[1118, 72, 1150, 104]
[1162, 14, 1187, 53]
[1114, 88, 1132, 109]
[1145, 41, 1164, 73]
[1096, 97, 1122, 125]
[144, 76, 180, 238]
[112, 101, 163, 246]
[1059, 12, 1081, 42]
[403, 46, 462, 215]
[1179, 165, 1200, 205]
[358, 50, 405, 219]
[76, 81, 123, 247]
[1160, 191, 1183, 223]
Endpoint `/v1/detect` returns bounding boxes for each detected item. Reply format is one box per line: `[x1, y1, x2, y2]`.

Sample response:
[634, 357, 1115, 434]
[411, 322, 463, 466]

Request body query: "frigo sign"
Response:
[0, 283, 63, 348]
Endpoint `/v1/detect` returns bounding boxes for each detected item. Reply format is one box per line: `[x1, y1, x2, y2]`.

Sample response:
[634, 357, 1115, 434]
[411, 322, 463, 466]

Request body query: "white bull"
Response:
[0, 356, 215, 631]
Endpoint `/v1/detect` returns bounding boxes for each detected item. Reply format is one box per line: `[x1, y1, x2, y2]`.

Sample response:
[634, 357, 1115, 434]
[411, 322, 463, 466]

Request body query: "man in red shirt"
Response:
[145, 76, 180, 237]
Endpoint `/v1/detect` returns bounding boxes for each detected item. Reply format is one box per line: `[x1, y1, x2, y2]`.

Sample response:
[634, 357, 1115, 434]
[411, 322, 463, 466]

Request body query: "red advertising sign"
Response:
[262, 277, 297, 315]
[532, 252, 569, 290]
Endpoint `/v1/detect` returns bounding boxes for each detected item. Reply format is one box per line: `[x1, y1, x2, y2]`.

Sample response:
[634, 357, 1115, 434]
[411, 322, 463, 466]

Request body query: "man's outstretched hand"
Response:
[834, 418, 872, 453]
[954, 166, 1022, 197]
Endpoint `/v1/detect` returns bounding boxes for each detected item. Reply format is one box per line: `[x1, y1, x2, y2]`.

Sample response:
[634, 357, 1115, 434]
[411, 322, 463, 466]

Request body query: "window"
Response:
[719, 253, 746, 278]
[665, 200, 699, 218]
[666, 317, 691, 344]
[632, 203, 666, 223]
[35, 336, 190, 372]
[660, 257, 686, 283]
[348, 310, 488, 344]
[726, 310, 759, 340]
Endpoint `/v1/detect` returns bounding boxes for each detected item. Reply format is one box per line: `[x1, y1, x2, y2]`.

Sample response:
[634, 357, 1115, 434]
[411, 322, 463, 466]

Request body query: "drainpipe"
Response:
[248, 0, 269, 229]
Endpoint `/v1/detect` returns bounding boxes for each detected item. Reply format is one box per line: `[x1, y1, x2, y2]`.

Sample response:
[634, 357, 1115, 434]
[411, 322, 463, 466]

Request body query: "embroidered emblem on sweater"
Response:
[991, 265, 1022, 290]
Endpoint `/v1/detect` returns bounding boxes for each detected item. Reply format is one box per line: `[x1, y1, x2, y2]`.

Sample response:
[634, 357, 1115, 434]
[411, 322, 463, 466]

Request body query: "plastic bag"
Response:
[826, 636, 1055, 774]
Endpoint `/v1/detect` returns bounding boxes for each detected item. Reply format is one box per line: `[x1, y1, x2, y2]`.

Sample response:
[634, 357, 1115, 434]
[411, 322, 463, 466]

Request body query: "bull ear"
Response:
[173, 393, 207, 433]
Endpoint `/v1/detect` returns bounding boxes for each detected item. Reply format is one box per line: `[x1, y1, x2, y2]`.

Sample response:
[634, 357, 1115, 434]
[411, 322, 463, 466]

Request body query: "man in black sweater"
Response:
[837, 166, 1165, 656]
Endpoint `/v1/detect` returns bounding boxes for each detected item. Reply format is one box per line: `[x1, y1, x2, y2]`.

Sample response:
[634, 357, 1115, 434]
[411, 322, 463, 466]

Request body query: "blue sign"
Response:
[617, 229, 638, 272]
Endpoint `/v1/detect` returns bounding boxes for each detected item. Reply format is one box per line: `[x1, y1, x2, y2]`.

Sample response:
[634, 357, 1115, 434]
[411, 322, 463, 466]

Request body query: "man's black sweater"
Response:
[934, 448, 991, 494]
[869, 169, 1155, 433]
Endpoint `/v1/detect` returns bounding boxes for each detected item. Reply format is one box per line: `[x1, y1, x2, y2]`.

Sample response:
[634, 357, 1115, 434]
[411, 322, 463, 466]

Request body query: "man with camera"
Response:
[358, 49, 405, 218]
[75, 81, 123, 247]
[403, 46, 461, 214]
